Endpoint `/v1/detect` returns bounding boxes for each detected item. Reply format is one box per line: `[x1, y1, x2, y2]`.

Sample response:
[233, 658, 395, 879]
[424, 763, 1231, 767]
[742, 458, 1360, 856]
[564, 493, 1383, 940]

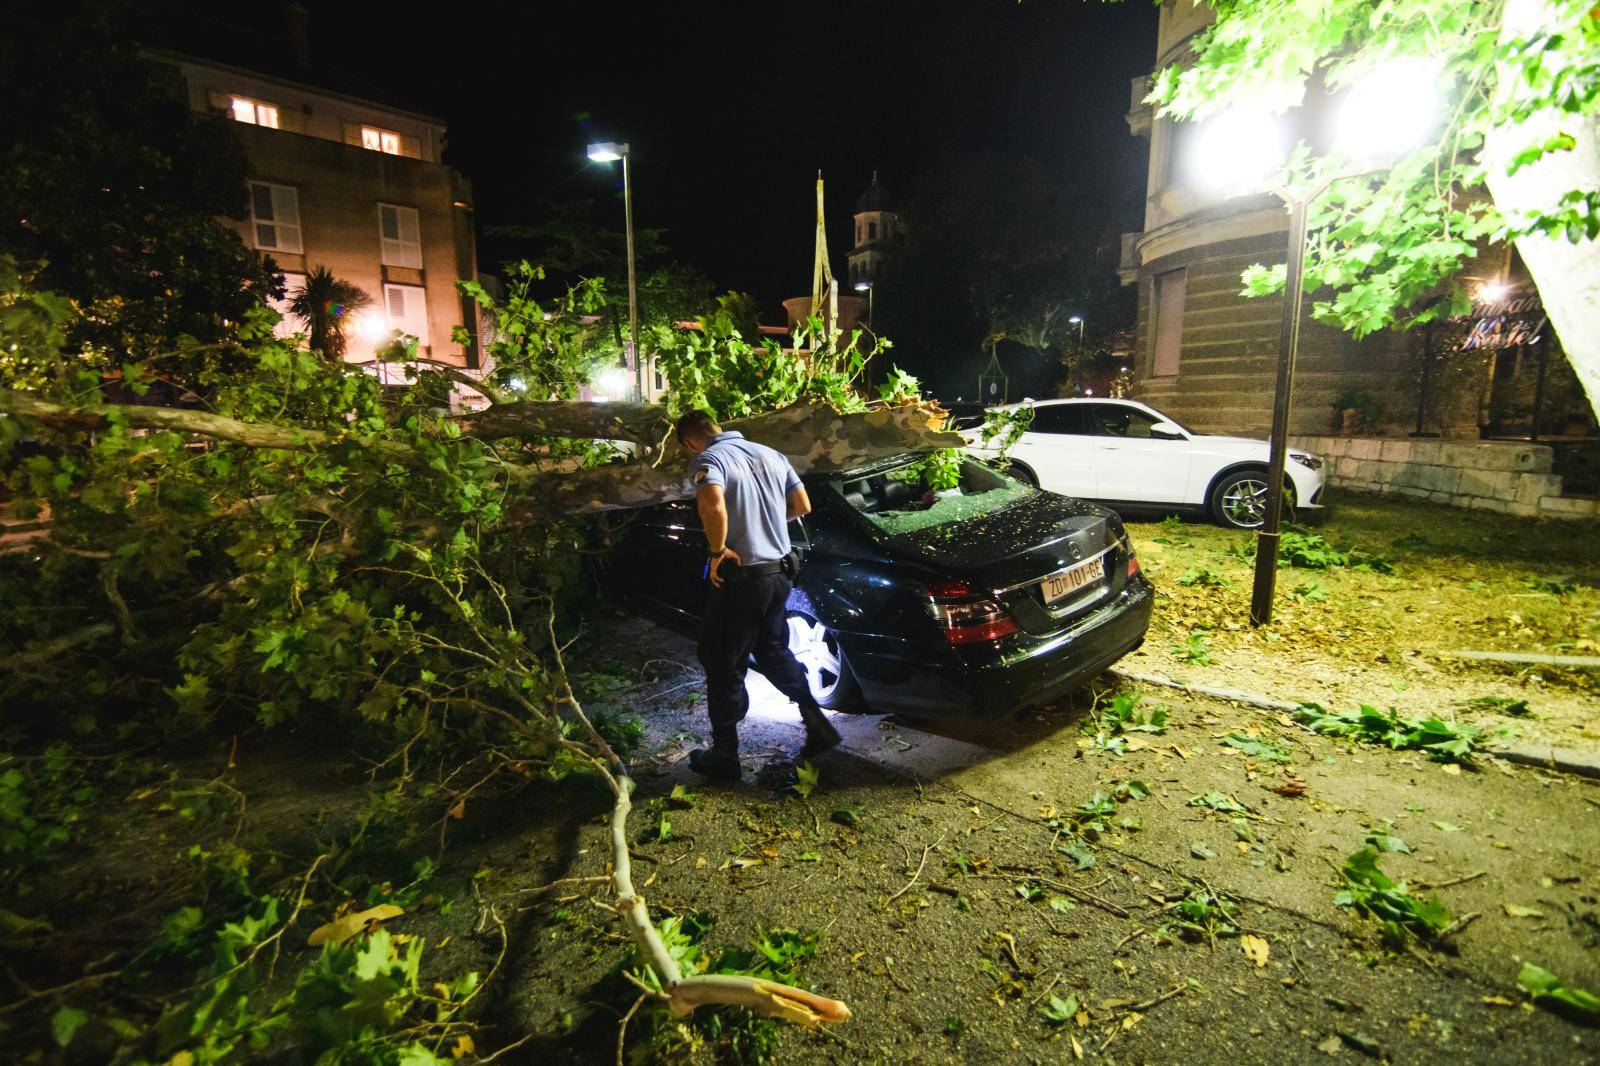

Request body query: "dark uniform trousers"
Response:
[697, 570, 820, 748]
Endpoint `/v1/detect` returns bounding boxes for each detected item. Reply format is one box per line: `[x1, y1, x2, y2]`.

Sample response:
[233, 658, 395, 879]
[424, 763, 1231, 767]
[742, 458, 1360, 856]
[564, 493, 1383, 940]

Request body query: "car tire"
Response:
[784, 611, 862, 711]
[1209, 468, 1281, 530]
[1006, 460, 1040, 487]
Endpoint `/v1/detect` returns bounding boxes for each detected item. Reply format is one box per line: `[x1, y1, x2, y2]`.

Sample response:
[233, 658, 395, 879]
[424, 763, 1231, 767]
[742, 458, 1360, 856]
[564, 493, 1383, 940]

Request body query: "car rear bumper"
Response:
[845, 576, 1154, 717]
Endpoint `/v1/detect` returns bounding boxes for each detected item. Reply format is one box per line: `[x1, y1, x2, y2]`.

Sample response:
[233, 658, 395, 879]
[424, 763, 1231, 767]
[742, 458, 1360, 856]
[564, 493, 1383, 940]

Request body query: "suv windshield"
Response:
[828, 454, 1035, 535]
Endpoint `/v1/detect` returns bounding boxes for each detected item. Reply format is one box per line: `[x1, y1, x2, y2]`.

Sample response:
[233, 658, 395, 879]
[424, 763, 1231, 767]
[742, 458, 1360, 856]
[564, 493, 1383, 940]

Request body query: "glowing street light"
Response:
[586, 141, 642, 401]
[594, 365, 631, 401]
[1477, 280, 1509, 303]
[1195, 64, 1440, 626]
[1333, 60, 1439, 163]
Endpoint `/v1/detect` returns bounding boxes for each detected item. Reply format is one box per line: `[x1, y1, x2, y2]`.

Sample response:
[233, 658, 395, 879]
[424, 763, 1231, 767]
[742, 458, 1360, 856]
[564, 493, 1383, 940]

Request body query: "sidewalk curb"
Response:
[1487, 744, 1600, 780]
[1108, 668, 1600, 782]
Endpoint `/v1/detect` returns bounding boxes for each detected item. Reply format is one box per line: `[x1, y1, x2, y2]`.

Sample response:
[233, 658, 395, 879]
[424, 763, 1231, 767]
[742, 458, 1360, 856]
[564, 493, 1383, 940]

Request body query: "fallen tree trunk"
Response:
[0, 391, 963, 515]
[455, 399, 666, 445]
[523, 401, 965, 514]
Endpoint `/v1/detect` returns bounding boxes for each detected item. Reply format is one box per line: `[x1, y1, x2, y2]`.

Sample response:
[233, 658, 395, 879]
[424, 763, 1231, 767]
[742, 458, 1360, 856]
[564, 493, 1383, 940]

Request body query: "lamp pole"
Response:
[1250, 192, 1311, 626]
[1068, 314, 1085, 394]
[621, 148, 642, 401]
[587, 141, 642, 401]
[1199, 63, 1438, 626]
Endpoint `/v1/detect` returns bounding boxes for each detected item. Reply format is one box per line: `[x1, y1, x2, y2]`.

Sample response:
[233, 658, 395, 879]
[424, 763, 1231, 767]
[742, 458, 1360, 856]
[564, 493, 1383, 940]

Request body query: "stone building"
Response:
[144, 11, 479, 373]
[847, 172, 899, 294]
[1119, 0, 1597, 518]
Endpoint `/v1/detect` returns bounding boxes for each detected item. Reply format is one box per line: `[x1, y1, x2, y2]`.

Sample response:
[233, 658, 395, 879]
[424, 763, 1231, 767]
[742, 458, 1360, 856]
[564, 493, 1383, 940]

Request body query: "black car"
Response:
[609, 452, 1154, 717]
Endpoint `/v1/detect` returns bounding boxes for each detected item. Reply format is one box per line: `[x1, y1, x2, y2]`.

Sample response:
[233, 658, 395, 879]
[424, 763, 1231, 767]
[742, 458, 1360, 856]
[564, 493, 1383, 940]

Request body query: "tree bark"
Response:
[1483, 0, 1600, 421]
[456, 400, 666, 445]
[0, 391, 962, 515]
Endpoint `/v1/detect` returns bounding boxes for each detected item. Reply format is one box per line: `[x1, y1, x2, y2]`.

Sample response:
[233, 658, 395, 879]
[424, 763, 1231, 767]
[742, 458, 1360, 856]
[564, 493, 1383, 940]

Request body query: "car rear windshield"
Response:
[828, 454, 1035, 535]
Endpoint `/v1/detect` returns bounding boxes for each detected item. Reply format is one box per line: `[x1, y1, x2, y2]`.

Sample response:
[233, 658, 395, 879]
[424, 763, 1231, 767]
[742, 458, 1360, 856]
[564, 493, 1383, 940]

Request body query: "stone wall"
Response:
[1289, 435, 1600, 520]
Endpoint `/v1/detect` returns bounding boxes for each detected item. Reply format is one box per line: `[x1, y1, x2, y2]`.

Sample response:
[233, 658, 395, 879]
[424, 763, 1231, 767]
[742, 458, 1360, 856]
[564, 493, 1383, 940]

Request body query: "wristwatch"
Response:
[708, 547, 729, 558]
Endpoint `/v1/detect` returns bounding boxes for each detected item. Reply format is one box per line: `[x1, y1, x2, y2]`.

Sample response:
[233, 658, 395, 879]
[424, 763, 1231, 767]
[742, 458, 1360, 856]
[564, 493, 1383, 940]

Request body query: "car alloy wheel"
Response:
[784, 612, 860, 709]
[1220, 476, 1270, 529]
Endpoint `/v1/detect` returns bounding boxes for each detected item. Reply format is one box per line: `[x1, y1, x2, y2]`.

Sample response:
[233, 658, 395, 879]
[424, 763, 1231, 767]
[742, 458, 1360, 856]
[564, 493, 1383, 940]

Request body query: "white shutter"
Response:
[1152, 268, 1186, 377]
[270, 272, 306, 339]
[385, 285, 404, 320]
[378, 204, 421, 268]
[270, 186, 301, 253]
[382, 284, 429, 347]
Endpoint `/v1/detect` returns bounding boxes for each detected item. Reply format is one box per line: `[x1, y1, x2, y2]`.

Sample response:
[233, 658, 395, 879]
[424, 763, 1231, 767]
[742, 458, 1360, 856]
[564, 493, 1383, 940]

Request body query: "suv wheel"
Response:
[1210, 469, 1277, 529]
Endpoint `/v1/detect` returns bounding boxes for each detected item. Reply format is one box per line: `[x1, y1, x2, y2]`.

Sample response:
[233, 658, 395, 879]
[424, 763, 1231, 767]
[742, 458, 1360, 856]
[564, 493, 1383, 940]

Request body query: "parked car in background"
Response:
[608, 452, 1153, 717]
[963, 398, 1326, 530]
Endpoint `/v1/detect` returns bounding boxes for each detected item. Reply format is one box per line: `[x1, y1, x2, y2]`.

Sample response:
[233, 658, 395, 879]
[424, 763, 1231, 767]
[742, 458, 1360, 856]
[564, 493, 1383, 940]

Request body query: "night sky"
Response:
[172, 0, 1158, 308]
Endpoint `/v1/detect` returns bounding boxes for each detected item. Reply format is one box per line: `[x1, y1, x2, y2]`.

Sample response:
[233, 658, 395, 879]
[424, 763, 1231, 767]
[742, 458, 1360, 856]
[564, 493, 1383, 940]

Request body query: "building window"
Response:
[249, 182, 302, 253]
[868, 220, 878, 241]
[1152, 268, 1186, 377]
[382, 283, 428, 345]
[378, 204, 422, 268]
[230, 96, 279, 128]
[362, 126, 402, 155]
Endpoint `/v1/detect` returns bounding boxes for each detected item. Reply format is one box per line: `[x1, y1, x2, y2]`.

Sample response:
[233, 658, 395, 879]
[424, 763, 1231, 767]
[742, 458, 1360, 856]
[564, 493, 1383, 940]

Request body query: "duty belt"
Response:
[729, 559, 786, 579]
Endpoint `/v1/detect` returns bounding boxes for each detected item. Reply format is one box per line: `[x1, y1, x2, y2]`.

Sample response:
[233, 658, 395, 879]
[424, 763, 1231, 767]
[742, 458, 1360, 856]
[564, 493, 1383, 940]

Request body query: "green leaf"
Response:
[1222, 733, 1293, 764]
[1431, 821, 1463, 833]
[51, 1006, 89, 1047]
[1041, 993, 1079, 1025]
[1048, 895, 1077, 914]
[1364, 833, 1411, 854]
[1190, 842, 1217, 860]
[1519, 962, 1600, 1019]
[792, 761, 819, 799]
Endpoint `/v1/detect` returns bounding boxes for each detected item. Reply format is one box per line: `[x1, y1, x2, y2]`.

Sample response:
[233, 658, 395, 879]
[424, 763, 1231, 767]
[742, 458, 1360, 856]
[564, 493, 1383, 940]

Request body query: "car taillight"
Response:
[1127, 553, 1141, 578]
[926, 581, 1019, 645]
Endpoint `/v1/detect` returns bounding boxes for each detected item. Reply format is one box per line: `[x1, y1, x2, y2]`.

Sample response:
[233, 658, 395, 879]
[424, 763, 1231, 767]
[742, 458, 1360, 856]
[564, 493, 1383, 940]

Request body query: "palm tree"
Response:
[287, 266, 373, 358]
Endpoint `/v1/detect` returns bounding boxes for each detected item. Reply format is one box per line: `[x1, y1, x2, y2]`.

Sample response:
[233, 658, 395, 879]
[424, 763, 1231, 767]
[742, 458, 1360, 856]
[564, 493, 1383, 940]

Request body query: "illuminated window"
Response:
[248, 182, 301, 253]
[361, 126, 402, 155]
[230, 96, 279, 128]
[378, 203, 422, 268]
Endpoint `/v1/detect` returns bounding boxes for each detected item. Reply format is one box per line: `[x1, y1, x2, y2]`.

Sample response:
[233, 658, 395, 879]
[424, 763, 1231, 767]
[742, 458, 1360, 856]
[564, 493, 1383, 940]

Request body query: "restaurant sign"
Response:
[1459, 291, 1546, 351]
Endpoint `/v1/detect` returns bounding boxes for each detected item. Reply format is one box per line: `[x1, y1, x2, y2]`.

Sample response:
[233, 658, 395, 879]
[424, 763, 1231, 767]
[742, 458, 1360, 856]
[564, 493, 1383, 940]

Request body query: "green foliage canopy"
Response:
[1147, 0, 1600, 337]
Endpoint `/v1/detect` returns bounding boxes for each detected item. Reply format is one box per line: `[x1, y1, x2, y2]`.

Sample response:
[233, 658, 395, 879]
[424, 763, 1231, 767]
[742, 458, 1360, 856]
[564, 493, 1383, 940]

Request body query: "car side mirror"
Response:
[1148, 422, 1184, 441]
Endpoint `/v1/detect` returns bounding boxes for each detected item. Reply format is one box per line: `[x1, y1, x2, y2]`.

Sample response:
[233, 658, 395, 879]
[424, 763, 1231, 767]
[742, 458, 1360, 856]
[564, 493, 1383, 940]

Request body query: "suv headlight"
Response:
[1291, 453, 1323, 471]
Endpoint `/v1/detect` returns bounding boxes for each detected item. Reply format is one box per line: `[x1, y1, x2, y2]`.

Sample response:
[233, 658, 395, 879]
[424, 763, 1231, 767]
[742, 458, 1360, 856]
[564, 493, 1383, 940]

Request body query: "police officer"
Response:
[676, 409, 842, 780]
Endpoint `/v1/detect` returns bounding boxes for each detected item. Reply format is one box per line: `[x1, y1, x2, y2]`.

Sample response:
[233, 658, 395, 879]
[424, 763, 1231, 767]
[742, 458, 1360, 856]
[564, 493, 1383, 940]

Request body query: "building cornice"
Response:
[1135, 198, 1286, 269]
[141, 46, 447, 127]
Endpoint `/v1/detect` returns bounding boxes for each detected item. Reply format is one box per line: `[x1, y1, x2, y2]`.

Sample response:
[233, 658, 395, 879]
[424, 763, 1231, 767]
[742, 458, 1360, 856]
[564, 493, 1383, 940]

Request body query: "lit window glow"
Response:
[362, 126, 402, 155]
[230, 96, 279, 128]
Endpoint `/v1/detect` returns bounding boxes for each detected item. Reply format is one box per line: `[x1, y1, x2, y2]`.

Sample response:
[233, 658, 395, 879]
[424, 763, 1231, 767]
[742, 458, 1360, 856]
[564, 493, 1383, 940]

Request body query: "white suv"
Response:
[964, 398, 1326, 530]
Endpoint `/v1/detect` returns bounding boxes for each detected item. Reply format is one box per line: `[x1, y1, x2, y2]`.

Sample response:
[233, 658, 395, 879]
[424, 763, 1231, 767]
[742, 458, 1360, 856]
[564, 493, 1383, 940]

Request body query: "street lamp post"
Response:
[1193, 63, 1439, 626]
[587, 141, 643, 402]
[855, 280, 875, 388]
[1068, 314, 1084, 394]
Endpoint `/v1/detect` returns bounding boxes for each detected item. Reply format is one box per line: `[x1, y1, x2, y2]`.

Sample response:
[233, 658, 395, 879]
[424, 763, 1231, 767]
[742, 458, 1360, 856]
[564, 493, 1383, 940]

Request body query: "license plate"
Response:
[1041, 556, 1105, 605]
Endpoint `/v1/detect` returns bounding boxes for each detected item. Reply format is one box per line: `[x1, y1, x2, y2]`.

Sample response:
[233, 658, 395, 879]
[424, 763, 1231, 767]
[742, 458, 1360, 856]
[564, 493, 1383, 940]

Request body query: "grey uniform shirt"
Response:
[687, 431, 802, 564]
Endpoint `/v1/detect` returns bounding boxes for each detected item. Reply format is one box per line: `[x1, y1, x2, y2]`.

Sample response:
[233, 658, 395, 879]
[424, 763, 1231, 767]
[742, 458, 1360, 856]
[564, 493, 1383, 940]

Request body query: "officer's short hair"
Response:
[674, 409, 721, 445]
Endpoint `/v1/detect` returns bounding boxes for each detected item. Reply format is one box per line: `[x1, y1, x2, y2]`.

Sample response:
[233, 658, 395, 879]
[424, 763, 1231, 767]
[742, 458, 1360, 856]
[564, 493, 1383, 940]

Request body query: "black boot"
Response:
[797, 705, 842, 761]
[689, 735, 741, 781]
